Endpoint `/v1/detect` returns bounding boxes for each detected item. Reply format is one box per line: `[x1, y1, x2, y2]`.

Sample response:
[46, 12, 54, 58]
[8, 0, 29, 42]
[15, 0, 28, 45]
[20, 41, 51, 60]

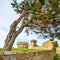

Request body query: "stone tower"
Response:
[17, 42, 28, 48]
[28, 39, 37, 48]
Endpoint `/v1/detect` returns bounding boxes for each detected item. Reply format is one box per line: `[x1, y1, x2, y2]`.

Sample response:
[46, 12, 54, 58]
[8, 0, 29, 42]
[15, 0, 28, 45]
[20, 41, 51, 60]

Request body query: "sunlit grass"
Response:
[0, 48, 40, 52]
[12, 48, 39, 52]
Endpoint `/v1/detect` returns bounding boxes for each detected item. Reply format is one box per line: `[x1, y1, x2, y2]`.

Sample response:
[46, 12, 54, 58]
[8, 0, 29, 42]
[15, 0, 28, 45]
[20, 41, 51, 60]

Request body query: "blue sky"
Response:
[0, 0, 60, 48]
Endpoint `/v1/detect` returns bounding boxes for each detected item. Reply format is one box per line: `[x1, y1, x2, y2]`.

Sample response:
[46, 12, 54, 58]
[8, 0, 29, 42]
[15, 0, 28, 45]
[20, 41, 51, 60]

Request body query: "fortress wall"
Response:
[0, 50, 55, 60]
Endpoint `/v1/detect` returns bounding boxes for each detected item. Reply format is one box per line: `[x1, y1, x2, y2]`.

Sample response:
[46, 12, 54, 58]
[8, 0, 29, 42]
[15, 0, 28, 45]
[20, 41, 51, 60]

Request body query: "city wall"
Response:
[0, 50, 55, 60]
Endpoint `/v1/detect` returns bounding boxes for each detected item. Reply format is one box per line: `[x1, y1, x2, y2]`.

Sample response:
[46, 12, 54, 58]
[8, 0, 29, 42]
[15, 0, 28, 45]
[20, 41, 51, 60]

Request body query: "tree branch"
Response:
[16, 19, 32, 36]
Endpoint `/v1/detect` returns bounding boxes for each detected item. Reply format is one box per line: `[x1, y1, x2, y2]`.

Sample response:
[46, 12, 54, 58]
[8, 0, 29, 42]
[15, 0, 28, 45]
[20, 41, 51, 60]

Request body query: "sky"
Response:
[0, 0, 60, 48]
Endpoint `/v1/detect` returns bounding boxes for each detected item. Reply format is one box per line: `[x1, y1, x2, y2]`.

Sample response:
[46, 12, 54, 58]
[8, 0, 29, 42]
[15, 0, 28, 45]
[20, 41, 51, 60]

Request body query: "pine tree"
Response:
[3, 0, 60, 51]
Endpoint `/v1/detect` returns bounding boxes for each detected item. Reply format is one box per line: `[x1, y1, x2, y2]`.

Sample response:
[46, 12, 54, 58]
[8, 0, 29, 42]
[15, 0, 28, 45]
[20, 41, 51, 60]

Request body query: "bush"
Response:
[53, 54, 60, 60]
[52, 41, 58, 51]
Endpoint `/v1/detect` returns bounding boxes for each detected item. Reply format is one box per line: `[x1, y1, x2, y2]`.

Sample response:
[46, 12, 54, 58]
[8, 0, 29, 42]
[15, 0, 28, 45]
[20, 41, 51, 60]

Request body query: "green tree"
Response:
[3, 0, 60, 51]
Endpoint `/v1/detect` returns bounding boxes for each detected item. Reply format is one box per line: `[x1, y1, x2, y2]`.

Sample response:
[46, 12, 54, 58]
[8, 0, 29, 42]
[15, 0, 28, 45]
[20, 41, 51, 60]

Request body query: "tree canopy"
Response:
[11, 0, 60, 40]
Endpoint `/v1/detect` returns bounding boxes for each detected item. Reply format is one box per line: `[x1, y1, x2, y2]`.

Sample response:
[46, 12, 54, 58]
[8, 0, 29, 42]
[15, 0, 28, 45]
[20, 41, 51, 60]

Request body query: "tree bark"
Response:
[3, 20, 24, 51]
[3, 11, 34, 51]
[3, 11, 26, 51]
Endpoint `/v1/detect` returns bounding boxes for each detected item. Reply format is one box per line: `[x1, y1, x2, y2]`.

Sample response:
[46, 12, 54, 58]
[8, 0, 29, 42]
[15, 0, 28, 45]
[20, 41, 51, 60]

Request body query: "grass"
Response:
[0, 48, 40, 52]
[12, 48, 39, 52]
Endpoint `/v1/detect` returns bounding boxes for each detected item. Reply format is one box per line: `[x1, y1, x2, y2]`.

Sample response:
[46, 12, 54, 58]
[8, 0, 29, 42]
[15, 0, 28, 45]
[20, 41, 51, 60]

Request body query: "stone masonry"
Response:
[28, 40, 37, 48]
[56, 46, 60, 55]
[17, 42, 28, 48]
[0, 50, 56, 60]
[17, 39, 58, 50]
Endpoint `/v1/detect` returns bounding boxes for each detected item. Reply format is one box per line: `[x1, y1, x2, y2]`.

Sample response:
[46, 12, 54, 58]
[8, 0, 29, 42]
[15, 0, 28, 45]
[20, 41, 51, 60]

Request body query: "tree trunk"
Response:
[3, 11, 33, 51]
[3, 20, 24, 51]
[3, 11, 26, 51]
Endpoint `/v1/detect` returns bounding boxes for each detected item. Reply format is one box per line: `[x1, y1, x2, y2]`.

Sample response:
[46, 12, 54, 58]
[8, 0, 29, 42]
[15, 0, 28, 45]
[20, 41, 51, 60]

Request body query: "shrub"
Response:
[53, 54, 60, 60]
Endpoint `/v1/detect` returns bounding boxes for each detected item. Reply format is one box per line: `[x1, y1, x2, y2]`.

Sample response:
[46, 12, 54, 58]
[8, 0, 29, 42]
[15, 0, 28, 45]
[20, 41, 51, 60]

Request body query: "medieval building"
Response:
[17, 42, 28, 48]
[17, 39, 58, 50]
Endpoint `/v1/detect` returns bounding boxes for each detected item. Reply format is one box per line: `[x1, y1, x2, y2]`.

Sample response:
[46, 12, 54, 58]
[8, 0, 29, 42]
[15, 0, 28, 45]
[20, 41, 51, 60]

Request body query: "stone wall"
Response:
[56, 46, 60, 55]
[0, 50, 55, 60]
[17, 42, 28, 48]
[42, 40, 58, 50]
